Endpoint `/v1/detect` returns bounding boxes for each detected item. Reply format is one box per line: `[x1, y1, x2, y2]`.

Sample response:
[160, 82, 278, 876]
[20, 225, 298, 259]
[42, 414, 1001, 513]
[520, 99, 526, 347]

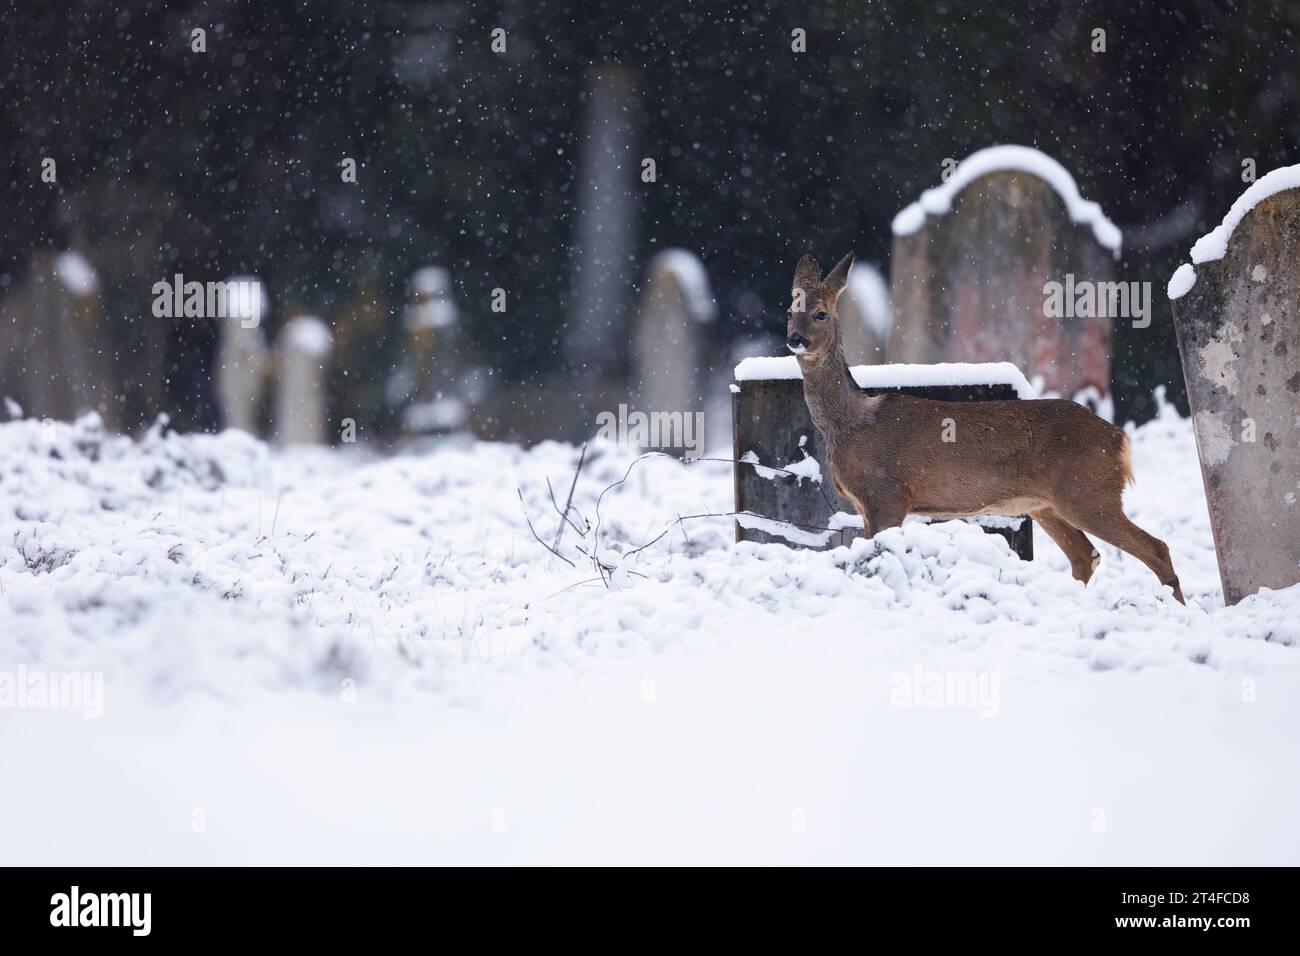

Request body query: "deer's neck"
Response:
[798, 344, 863, 440]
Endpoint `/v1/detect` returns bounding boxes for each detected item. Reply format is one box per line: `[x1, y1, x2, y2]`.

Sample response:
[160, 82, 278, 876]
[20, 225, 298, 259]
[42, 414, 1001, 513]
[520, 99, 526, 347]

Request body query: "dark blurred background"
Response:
[1, 0, 1297, 437]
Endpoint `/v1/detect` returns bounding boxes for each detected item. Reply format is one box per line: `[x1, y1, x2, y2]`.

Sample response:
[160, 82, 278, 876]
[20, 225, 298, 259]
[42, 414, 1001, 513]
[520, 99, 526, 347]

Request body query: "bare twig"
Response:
[521, 448, 847, 590]
[551, 442, 588, 554]
[270, 488, 285, 537]
[518, 489, 575, 567]
[592, 452, 841, 554]
[591, 452, 670, 549]
[546, 476, 587, 538]
[619, 510, 842, 562]
[541, 576, 607, 600]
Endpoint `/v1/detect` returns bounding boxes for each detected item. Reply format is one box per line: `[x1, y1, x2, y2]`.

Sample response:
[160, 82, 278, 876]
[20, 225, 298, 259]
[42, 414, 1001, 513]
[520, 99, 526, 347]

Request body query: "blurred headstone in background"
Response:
[392, 266, 469, 439]
[331, 265, 392, 441]
[215, 277, 270, 435]
[631, 249, 716, 427]
[837, 261, 892, 366]
[700, 333, 782, 458]
[565, 64, 638, 420]
[274, 315, 333, 445]
[0, 248, 120, 430]
[1169, 167, 1300, 605]
[888, 146, 1120, 403]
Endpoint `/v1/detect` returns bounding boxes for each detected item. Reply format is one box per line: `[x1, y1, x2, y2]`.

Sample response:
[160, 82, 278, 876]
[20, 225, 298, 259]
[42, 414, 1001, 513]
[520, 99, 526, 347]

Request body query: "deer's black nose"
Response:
[787, 333, 807, 349]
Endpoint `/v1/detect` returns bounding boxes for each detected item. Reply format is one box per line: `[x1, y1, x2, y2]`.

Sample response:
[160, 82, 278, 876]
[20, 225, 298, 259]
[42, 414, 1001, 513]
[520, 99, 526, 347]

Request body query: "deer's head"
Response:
[786, 252, 854, 363]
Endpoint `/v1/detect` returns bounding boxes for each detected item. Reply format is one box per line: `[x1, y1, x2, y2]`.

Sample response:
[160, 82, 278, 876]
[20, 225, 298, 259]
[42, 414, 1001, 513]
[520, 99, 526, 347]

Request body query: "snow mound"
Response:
[891, 145, 1122, 257]
[2, 407, 1297, 706]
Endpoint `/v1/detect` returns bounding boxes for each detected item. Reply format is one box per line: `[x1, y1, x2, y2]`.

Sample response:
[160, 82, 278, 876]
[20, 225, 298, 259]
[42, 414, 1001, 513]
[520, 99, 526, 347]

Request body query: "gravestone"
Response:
[837, 261, 892, 366]
[398, 266, 469, 436]
[889, 146, 1119, 401]
[0, 249, 120, 429]
[215, 277, 270, 434]
[274, 315, 333, 445]
[631, 249, 716, 451]
[732, 357, 1034, 557]
[330, 266, 390, 438]
[1168, 167, 1300, 605]
[566, 64, 638, 396]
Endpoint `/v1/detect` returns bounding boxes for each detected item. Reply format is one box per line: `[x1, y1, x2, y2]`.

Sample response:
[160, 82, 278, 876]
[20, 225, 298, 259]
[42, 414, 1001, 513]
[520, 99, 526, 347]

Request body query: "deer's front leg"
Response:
[846, 484, 910, 539]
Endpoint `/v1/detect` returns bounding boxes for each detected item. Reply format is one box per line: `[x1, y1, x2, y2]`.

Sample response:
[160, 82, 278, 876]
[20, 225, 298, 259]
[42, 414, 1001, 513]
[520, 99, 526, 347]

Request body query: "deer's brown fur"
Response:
[786, 252, 1184, 603]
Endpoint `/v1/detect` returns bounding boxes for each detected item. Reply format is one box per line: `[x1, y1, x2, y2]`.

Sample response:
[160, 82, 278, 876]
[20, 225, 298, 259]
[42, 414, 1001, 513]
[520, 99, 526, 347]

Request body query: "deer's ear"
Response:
[823, 252, 855, 301]
[793, 255, 821, 292]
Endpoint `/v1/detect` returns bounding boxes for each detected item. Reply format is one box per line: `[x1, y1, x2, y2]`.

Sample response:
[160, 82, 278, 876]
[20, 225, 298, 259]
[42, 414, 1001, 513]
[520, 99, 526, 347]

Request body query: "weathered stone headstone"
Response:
[889, 146, 1120, 400]
[1168, 166, 1300, 605]
[837, 261, 891, 366]
[274, 315, 332, 445]
[631, 249, 716, 451]
[732, 357, 1034, 557]
[215, 277, 269, 435]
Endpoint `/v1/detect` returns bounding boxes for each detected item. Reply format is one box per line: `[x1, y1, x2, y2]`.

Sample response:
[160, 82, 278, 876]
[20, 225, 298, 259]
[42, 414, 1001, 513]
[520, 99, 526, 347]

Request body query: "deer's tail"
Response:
[1120, 432, 1135, 487]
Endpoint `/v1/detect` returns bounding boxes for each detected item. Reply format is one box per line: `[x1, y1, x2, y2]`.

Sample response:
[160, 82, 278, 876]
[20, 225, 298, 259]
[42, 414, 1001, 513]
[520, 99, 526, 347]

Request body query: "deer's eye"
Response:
[814, 310, 827, 321]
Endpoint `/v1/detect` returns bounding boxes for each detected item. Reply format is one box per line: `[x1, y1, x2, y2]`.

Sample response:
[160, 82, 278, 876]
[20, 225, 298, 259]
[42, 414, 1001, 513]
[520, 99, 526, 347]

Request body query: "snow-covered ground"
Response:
[2, 399, 1298, 865]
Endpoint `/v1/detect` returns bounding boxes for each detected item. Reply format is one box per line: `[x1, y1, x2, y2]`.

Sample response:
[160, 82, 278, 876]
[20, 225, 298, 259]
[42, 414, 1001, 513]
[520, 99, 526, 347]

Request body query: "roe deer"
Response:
[786, 252, 1184, 603]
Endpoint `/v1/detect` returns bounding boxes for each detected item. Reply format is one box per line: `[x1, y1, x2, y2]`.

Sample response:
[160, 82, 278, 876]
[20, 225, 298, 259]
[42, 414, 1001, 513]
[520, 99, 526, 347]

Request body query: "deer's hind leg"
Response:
[1032, 508, 1101, 585]
[1052, 499, 1184, 604]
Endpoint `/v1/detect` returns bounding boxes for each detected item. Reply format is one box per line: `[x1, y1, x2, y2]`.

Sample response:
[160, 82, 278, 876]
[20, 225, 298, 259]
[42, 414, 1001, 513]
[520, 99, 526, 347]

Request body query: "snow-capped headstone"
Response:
[274, 315, 333, 445]
[215, 277, 270, 435]
[888, 146, 1119, 400]
[731, 357, 1034, 557]
[397, 266, 469, 437]
[630, 249, 715, 450]
[1168, 166, 1300, 605]
[837, 261, 892, 365]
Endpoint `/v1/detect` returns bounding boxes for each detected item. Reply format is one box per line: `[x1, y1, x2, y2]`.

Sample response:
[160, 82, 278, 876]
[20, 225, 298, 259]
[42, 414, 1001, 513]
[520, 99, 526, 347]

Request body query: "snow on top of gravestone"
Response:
[890, 145, 1123, 257]
[55, 251, 99, 297]
[843, 262, 892, 341]
[1188, 163, 1300, 264]
[733, 356, 1036, 397]
[1167, 263, 1197, 301]
[410, 266, 451, 295]
[282, 315, 333, 357]
[407, 266, 458, 330]
[651, 248, 716, 323]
